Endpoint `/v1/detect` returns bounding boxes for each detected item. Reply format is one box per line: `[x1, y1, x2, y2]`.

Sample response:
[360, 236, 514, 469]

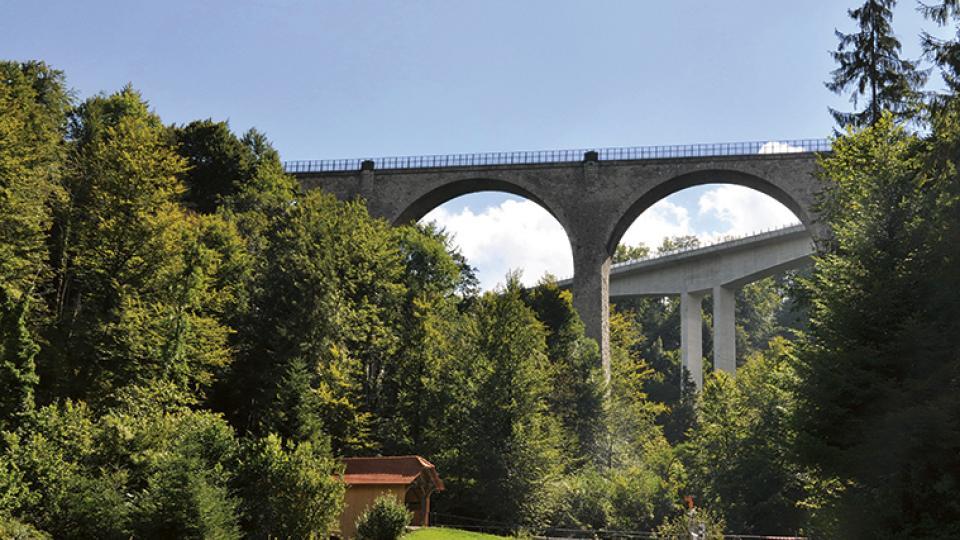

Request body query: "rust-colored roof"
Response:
[342, 455, 444, 491]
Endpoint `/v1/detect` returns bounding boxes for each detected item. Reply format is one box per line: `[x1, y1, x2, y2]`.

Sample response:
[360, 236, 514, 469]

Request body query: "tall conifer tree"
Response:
[826, 0, 926, 128]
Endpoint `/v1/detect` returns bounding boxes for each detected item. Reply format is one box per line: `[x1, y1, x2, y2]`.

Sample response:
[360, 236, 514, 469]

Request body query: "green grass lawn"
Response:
[404, 526, 504, 539]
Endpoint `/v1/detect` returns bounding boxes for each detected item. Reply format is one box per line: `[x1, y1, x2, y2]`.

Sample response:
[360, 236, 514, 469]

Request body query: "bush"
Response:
[0, 515, 51, 540]
[655, 508, 725, 539]
[3, 402, 132, 538]
[547, 469, 613, 532]
[107, 406, 243, 539]
[237, 434, 344, 539]
[354, 494, 411, 540]
[2, 401, 244, 539]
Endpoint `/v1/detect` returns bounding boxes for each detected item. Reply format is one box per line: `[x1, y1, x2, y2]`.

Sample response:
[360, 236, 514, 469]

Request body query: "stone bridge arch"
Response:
[391, 177, 569, 227]
[606, 168, 816, 254]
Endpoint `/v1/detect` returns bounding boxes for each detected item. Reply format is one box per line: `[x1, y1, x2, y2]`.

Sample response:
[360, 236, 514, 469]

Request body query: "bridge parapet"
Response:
[284, 139, 830, 173]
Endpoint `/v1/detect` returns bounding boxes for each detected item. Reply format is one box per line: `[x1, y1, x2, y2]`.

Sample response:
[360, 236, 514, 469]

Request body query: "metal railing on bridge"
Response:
[283, 138, 831, 173]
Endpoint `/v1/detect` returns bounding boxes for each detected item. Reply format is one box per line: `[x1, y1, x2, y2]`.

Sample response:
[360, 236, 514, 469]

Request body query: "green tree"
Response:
[0, 61, 69, 297]
[41, 87, 239, 407]
[226, 190, 404, 452]
[920, 1, 960, 100]
[0, 289, 39, 430]
[375, 224, 470, 456]
[440, 276, 563, 530]
[682, 338, 807, 534]
[795, 113, 960, 536]
[657, 235, 699, 254]
[613, 243, 650, 263]
[826, 0, 926, 128]
[172, 119, 254, 213]
[522, 278, 605, 466]
[236, 434, 344, 539]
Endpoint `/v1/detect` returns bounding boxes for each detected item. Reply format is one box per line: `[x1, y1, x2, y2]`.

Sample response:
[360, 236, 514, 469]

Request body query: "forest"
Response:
[1, 1, 960, 538]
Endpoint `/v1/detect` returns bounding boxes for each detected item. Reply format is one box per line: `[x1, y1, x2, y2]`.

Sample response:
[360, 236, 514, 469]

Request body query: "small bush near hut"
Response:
[355, 494, 411, 540]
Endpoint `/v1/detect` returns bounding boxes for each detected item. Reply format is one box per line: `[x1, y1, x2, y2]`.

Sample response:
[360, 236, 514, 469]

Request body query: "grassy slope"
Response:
[404, 527, 504, 539]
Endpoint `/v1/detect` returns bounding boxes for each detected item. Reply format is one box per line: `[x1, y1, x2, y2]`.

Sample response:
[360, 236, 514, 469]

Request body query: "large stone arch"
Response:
[606, 168, 817, 254]
[393, 177, 566, 226]
[395, 178, 578, 290]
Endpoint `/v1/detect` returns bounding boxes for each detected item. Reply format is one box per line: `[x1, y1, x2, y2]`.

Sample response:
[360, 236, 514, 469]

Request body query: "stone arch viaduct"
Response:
[288, 140, 829, 380]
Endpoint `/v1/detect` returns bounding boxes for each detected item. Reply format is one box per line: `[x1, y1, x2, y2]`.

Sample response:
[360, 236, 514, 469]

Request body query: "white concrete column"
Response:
[680, 291, 704, 390]
[713, 285, 736, 375]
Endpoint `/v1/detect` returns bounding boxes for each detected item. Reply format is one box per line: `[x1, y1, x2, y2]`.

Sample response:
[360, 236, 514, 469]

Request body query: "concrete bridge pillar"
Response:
[712, 285, 736, 375]
[571, 245, 611, 384]
[681, 291, 705, 390]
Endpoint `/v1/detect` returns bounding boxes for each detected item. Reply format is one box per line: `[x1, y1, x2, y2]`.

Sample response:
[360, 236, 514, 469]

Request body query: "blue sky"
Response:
[2, 1, 945, 289]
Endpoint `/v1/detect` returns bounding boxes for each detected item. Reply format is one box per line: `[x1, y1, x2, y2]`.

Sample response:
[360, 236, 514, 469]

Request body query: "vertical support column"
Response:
[712, 285, 737, 375]
[572, 247, 611, 384]
[571, 149, 612, 384]
[681, 291, 704, 390]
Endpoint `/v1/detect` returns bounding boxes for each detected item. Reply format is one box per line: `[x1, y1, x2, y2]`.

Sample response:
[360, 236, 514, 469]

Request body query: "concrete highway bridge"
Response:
[287, 139, 829, 383]
[560, 224, 814, 389]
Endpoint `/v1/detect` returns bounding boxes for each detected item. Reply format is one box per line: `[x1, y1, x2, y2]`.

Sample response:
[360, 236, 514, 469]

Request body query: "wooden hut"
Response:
[337, 455, 444, 539]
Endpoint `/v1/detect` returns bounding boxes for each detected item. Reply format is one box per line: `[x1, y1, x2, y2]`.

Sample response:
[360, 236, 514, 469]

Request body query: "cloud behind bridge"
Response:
[422, 184, 798, 291]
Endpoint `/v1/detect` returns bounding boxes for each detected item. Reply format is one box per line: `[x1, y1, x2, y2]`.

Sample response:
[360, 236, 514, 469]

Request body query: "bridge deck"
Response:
[284, 139, 831, 173]
[558, 223, 813, 295]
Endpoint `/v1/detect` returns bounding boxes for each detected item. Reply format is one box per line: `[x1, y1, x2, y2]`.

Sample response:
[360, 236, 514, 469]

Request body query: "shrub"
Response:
[354, 494, 411, 540]
[108, 406, 242, 539]
[3, 402, 132, 538]
[0, 515, 51, 540]
[655, 507, 725, 539]
[2, 401, 244, 539]
[547, 469, 613, 532]
[0, 454, 34, 517]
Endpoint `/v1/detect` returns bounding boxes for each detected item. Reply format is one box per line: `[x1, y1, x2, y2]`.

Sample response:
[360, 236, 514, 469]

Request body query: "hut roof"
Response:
[342, 455, 444, 491]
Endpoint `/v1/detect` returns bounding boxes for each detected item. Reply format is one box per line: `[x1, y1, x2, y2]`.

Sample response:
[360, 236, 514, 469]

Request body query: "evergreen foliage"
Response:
[236, 434, 344, 539]
[440, 276, 563, 530]
[795, 112, 960, 537]
[826, 0, 926, 128]
[681, 338, 808, 535]
[0, 61, 69, 297]
[920, 1, 960, 99]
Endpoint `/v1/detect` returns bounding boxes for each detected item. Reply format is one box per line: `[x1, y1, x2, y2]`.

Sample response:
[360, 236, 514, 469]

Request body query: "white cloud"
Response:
[618, 199, 694, 251]
[421, 198, 572, 290]
[758, 141, 804, 154]
[421, 185, 801, 291]
[697, 184, 799, 238]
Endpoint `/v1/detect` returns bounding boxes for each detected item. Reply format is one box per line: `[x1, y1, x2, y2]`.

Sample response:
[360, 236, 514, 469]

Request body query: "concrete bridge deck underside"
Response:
[600, 225, 814, 388]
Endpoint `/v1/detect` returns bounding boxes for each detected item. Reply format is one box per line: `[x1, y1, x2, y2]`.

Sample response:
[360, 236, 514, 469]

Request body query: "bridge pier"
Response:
[713, 285, 737, 376]
[571, 246, 611, 384]
[680, 291, 705, 390]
